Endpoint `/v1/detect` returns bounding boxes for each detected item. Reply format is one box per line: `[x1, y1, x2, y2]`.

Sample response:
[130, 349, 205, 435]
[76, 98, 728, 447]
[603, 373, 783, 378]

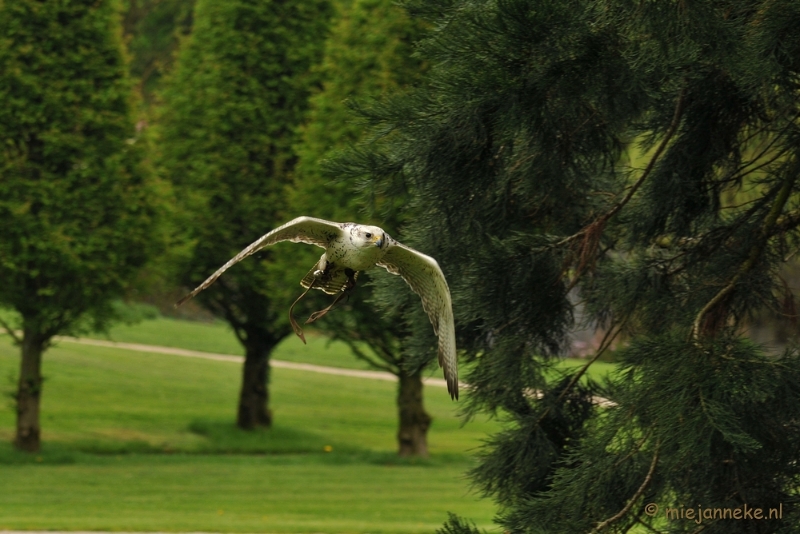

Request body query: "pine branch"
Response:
[718, 143, 792, 187]
[556, 85, 688, 251]
[534, 318, 625, 428]
[613, 427, 653, 469]
[600, 87, 687, 224]
[719, 107, 800, 186]
[0, 316, 21, 345]
[560, 87, 688, 292]
[590, 445, 660, 534]
[691, 158, 800, 340]
[773, 207, 800, 235]
[556, 319, 622, 401]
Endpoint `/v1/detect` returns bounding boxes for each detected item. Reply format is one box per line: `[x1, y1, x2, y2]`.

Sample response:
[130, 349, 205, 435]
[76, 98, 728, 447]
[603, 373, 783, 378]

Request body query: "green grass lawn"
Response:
[0, 332, 498, 533]
[0, 312, 618, 533]
[0, 453, 488, 533]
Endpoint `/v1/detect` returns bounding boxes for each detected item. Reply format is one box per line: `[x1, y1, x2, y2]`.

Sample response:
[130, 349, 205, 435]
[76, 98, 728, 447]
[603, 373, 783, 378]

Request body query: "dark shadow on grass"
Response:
[74, 438, 165, 455]
[0, 436, 472, 468]
[186, 418, 357, 455]
[0, 420, 472, 466]
[0, 441, 78, 465]
[184, 420, 470, 465]
[319, 450, 472, 467]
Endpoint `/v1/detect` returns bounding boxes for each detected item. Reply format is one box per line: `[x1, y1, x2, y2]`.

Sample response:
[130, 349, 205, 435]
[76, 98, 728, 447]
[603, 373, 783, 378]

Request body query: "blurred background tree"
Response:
[121, 0, 195, 107]
[341, 0, 800, 531]
[285, 0, 433, 456]
[0, 0, 163, 452]
[156, 0, 332, 430]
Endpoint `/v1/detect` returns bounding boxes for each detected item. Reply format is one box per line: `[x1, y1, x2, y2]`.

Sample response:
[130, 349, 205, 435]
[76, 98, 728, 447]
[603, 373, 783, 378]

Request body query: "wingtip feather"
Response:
[449, 380, 459, 400]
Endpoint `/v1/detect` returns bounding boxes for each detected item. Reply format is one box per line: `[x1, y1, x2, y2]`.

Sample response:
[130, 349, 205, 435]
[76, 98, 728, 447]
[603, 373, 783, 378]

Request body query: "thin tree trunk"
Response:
[15, 330, 45, 452]
[397, 370, 431, 457]
[236, 339, 273, 430]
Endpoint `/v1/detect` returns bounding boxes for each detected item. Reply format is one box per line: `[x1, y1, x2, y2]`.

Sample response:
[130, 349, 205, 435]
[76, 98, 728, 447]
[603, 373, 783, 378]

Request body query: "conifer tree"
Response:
[287, 0, 432, 455]
[341, 0, 800, 531]
[0, 0, 161, 452]
[122, 0, 195, 104]
[157, 0, 331, 429]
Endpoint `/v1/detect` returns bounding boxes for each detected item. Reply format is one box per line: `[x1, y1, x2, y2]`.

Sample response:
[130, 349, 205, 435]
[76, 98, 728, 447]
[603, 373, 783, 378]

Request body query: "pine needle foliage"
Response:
[335, 0, 800, 531]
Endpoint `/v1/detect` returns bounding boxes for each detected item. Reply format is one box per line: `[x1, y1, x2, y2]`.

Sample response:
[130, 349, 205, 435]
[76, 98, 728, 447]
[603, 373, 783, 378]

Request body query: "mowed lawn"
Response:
[0, 315, 616, 532]
[0, 325, 500, 533]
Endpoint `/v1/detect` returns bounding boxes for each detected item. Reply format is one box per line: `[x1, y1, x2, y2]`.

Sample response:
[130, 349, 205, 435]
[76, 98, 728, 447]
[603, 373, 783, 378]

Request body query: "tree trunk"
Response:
[236, 340, 273, 430]
[397, 370, 431, 457]
[15, 330, 46, 452]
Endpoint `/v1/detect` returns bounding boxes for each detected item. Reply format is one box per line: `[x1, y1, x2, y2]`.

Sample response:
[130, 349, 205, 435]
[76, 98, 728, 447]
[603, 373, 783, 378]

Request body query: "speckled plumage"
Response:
[176, 216, 459, 399]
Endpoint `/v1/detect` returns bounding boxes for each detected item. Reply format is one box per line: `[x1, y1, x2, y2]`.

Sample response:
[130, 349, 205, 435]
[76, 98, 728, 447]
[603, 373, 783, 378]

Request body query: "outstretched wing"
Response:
[176, 217, 343, 306]
[378, 241, 458, 400]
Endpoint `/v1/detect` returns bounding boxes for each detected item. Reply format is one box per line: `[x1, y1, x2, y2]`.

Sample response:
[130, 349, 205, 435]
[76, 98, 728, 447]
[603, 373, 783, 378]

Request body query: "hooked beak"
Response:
[374, 234, 384, 249]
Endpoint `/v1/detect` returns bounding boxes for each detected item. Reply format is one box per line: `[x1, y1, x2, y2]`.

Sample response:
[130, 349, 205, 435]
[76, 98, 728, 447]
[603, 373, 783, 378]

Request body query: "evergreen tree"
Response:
[122, 0, 195, 105]
[119, 0, 197, 313]
[342, 0, 800, 531]
[157, 0, 331, 429]
[0, 0, 161, 452]
[287, 0, 432, 456]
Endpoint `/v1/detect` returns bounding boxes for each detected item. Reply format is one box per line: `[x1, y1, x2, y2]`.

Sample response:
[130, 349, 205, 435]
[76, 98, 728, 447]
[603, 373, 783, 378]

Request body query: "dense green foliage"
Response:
[0, 0, 159, 336]
[291, 0, 426, 220]
[0, 0, 161, 451]
[158, 0, 332, 329]
[157, 0, 333, 428]
[341, 0, 800, 532]
[122, 0, 195, 104]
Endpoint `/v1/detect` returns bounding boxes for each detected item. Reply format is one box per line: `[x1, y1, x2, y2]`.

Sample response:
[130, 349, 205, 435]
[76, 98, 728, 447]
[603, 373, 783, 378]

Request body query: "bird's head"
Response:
[353, 224, 386, 249]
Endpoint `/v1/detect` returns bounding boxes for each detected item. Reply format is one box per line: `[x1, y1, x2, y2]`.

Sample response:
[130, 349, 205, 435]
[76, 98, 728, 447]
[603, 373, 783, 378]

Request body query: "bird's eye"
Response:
[365, 232, 372, 239]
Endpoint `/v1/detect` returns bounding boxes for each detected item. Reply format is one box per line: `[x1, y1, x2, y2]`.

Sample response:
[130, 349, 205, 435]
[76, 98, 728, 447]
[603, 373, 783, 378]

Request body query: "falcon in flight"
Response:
[176, 216, 458, 399]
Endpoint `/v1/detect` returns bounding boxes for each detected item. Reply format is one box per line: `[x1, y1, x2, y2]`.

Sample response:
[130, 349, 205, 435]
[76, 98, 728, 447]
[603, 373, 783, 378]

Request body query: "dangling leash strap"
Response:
[288, 280, 316, 344]
[305, 289, 352, 324]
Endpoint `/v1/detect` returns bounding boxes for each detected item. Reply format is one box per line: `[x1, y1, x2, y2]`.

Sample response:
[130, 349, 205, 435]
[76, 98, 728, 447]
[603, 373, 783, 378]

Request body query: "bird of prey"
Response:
[175, 216, 458, 400]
